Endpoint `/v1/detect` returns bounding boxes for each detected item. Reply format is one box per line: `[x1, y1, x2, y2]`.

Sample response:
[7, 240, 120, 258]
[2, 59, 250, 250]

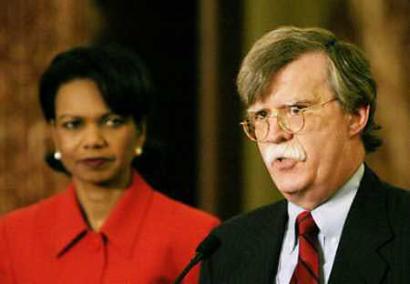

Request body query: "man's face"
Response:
[248, 52, 366, 209]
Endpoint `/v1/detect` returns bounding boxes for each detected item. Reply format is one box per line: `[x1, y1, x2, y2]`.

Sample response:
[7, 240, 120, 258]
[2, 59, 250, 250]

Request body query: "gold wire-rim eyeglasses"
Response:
[240, 97, 339, 142]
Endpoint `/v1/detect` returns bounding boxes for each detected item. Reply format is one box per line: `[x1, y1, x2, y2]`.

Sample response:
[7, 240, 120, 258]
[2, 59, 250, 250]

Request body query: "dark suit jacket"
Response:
[200, 167, 410, 283]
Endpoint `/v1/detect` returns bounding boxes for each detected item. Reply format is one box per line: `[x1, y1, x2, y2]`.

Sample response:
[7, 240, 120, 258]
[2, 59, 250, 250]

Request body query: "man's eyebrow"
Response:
[285, 97, 317, 105]
[246, 106, 268, 113]
[247, 100, 312, 113]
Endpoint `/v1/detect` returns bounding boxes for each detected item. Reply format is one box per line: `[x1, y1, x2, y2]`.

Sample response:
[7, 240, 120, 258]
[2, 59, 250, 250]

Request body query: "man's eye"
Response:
[253, 110, 269, 120]
[288, 105, 306, 116]
[61, 120, 82, 129]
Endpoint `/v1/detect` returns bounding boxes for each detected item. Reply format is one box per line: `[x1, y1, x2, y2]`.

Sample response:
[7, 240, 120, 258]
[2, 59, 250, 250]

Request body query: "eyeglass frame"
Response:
[240, 97, 339, 142]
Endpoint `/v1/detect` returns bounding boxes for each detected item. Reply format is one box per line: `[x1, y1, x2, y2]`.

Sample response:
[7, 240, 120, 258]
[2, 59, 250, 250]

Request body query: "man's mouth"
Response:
[273, 157, 298, 170]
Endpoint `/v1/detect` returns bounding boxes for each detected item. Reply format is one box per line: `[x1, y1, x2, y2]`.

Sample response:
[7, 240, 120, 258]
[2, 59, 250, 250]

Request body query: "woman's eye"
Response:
[61, 120, 82, 129]
[104, 116, 125, 127]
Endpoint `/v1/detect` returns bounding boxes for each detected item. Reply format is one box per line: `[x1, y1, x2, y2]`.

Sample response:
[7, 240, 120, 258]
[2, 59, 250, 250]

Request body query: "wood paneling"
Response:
[350, 0, 410, 189]
[198, 0, 244, 219]
[0, 0, 96, 214]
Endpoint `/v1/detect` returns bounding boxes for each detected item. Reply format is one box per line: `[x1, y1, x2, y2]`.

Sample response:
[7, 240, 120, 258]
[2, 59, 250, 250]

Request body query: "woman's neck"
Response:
[74, 175, 132, 231]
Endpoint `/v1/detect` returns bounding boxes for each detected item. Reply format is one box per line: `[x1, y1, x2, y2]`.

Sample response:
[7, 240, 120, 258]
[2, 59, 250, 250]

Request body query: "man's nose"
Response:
[82, 126, 107, 149]
[263, 116, 293, 144]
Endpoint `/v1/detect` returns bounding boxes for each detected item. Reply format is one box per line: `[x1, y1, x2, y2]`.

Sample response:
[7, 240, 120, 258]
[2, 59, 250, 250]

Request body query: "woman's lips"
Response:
[80, 158, 111, 168]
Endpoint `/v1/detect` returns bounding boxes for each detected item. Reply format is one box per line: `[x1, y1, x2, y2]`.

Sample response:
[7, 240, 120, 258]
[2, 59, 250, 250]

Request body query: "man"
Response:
[200, 26, 410, 284]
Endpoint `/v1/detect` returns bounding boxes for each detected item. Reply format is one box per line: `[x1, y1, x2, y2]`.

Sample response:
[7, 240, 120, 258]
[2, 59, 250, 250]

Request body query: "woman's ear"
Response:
[347, 105, 370, 137]
[135, 122, 146, 152]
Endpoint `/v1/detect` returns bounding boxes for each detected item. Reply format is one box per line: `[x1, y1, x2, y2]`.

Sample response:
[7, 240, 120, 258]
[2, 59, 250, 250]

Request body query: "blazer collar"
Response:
[52, 171, 154, 259]
[328, 166, 393, 284]
[100, 172, 154, 258]
[51, 184, 88, 257]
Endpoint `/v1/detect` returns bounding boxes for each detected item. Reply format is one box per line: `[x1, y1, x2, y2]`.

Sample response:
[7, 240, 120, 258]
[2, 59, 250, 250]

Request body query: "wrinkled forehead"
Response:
[247, 54, 333, 112]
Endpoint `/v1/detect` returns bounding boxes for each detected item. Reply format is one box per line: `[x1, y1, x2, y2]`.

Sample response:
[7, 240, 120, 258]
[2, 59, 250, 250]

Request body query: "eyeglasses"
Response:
[240, 98, 338, 142]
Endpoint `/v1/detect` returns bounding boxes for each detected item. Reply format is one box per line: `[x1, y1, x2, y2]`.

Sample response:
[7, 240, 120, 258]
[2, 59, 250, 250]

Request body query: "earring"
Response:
[54, 151, 62, 160]
[135, 147, 143, 156]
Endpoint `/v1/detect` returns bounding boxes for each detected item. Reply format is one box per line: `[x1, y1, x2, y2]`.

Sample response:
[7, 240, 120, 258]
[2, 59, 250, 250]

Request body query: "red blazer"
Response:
[0, 172, 220, 283]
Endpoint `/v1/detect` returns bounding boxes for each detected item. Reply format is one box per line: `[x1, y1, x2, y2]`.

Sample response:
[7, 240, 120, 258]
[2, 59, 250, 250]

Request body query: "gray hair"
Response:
[237, 26, 382, 153]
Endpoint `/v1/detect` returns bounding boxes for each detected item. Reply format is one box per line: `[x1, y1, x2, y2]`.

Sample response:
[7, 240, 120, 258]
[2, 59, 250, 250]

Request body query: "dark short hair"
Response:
[39, 44, 153, 172]
[237, 26, 382, 153]
[40, 44, 152, 125]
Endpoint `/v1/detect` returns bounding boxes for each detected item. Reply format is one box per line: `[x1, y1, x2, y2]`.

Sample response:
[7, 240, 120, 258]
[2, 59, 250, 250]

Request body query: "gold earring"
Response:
[54, 151, 62, 160]
[135, 147, 143, 156]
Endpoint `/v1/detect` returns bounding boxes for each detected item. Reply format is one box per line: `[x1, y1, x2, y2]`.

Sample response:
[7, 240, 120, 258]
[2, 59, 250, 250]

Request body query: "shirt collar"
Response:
[52, 171, 154, 258]
[286, 164, 364, 250]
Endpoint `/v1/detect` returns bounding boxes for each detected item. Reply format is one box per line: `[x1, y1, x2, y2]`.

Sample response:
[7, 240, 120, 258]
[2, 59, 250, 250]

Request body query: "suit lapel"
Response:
[236, 201, 288, 283]
[328, 167, 392, 284]
[213, 201, 288, 283]
[265, 201, 288, 282]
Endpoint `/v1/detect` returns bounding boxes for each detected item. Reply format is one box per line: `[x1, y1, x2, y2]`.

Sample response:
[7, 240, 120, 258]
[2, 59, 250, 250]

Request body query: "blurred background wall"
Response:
[0, 0, 96, 212]
[1, 0, 409, 219]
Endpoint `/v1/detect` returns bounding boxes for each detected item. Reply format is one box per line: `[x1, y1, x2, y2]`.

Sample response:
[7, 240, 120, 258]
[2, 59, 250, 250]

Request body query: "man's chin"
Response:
[278, 187, 302, 198]
[275, 179, 307, 198]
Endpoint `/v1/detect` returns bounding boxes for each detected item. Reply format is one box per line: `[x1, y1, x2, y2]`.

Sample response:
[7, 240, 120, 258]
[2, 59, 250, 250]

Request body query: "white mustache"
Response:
[262, 140, 306, 165]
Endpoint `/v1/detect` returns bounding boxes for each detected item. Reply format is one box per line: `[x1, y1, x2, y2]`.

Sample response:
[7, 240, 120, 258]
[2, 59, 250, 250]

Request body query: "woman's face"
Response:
[51, 79, 144, 188]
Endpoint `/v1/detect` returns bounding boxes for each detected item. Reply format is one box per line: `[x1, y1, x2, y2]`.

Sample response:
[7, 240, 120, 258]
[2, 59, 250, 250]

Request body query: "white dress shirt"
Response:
[275, 164, 364, 284]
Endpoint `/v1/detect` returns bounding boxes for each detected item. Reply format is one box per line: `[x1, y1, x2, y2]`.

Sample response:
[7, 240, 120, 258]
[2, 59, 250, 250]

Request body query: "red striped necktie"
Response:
[290, 211, 320, 284]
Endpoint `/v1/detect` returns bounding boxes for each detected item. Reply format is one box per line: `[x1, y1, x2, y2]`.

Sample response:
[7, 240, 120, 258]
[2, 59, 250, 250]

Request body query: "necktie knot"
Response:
[296, 211, 318, 236]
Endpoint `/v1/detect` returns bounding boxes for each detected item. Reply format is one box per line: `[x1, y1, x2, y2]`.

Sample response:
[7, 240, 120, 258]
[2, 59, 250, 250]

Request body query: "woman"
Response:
[0, 45, 219, 283]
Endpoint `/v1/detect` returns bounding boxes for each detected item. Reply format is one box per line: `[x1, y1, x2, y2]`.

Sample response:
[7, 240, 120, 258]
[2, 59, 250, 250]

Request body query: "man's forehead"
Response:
[247, 55, 331, 111]
[246, 92, 323, 112]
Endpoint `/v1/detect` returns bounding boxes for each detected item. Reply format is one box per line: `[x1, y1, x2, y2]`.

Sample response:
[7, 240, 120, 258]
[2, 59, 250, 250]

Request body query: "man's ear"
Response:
[347, 105, 370, 137]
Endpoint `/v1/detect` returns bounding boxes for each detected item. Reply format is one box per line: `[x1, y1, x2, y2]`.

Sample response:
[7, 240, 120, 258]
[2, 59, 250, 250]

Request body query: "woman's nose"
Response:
[82, 126, 107, 149]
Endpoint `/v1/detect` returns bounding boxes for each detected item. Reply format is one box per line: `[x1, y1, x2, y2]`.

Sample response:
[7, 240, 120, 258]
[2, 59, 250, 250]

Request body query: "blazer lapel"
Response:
[328, 167, 392, 284]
